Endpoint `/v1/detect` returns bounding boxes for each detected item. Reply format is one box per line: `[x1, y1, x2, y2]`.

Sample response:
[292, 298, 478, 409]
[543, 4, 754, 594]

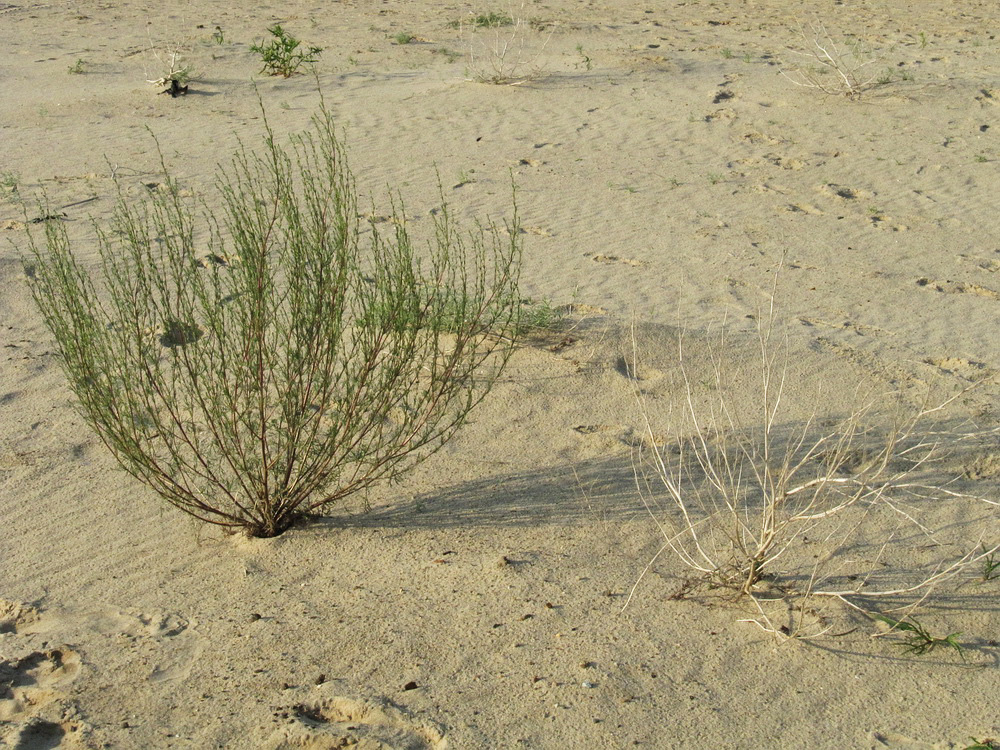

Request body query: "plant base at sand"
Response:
[26, 102, 521, 538]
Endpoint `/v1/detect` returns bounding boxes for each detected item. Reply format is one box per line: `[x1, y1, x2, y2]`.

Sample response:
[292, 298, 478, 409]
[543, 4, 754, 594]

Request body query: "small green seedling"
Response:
[250, 24, 323, 77]
[433, 48, 460, 63]
[67, 59, 86, 74]
[873, 614, 964, 658]
[212, 26, 225, 45]
[1, 171, 20, 202]
[720, 48, 733, 59]
[982, 544, 1000, 580]
[965, 739, 999, 750]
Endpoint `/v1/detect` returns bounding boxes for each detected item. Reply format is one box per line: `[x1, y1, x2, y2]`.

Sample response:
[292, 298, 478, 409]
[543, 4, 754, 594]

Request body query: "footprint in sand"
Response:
[963, 451, 1000, 480]
[614, 355, 664, 383]
[957, 253, 1000, 273]
[872, 731, 949, 750]
[924, 356, 991, 381]
[264, 694, 447, 750]
[817, 183, 874, 202]
[711, 88, 734, 104]
[916, 277, 1000, 300]
[0, 648, 82, 716]
[588, 253, 644, 267]
[975, 87, 999, 106]
[784, 202, 824, 215]
[763, 153, 805, 170]
[0, 599, 42, 635]
[704, 107, 736, 122]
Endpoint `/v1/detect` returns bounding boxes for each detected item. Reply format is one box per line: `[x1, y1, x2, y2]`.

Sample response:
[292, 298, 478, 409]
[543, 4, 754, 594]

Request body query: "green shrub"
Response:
[25, 102, 521, 537]
[250, 25, 323, 77]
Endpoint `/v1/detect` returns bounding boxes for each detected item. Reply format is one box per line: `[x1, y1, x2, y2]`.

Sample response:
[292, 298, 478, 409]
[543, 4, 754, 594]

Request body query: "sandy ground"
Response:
[3, 1, 1000, 747]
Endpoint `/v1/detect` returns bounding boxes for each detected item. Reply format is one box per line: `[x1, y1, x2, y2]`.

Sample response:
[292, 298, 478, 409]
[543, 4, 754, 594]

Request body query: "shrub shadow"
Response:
[327, 454, 645, 530]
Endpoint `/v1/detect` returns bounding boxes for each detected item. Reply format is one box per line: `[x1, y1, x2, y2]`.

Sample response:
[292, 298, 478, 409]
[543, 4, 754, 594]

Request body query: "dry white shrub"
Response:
[464, 3, 552, 85]
[627, 294, 999, 640]
[780, 21, 884, 100]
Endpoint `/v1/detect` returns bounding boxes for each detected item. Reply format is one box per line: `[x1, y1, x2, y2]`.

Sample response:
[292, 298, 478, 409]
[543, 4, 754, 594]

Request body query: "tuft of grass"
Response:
[517, 298, 567, 335]
[472, 12, 514, 28]
[966, 740, 1000, 750]
[720, 48, 733, 59]
[873, 614, 964, 658]
[982, 544, 1000, 580]
[447, 12, 513, 30]
[1, 171, 21, 204]
[2, 171, 20, 191]
[250, 24, 323, 77]
[67, 59, 86, 74]
[393, 32, 415, 45]
[433, 48, 461, 63]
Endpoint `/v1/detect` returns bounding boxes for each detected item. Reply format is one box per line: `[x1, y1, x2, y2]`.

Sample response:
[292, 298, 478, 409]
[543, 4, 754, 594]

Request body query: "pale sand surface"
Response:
[3, 1, 1000, 747]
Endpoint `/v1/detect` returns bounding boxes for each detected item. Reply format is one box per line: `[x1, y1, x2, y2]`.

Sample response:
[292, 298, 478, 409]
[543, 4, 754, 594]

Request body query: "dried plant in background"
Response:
[627, 291, 999, 639]
[465, 3, 552, 85]
[780, 21, 883, 100]
[25, 100, 522, 538]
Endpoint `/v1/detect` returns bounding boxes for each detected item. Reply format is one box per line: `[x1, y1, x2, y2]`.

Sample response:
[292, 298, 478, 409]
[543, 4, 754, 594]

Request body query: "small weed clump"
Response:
[1, 171, 20, 202]
[873, 614, 964, 658]
[982, 544, 1000, 580]
[518, 298, 567, 335]
[393, 32, 415, 45]
[251, 25, 323, 77]
[448, 12, 513, 30]
[67, 59, 86, 74]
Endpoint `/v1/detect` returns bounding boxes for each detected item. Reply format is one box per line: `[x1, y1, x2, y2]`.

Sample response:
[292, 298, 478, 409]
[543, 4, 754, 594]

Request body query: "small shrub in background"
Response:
[251, 25, 323, 77]
[25, 100, 521, 538]
[780, 21, 884, 99]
